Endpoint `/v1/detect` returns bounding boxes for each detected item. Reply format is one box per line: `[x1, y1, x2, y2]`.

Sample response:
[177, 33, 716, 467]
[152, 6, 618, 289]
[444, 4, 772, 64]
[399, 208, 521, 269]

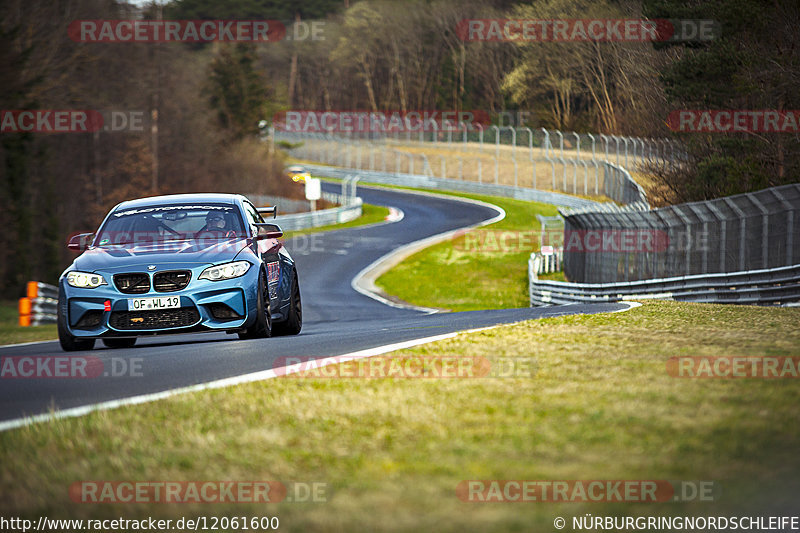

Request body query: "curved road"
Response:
[0, 184, 626, 427]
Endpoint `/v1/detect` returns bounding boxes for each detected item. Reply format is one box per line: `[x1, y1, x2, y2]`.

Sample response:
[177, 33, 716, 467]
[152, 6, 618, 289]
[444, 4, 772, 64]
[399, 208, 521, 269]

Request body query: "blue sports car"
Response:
[58, 193, 302, 351]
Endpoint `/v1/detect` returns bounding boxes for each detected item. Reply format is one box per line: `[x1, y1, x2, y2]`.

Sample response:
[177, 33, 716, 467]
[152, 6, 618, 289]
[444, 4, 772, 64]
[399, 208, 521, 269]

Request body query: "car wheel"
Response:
[102, 338, 137, 349]
[57, 302, 95, 352]
[273, 269, 302, 336]
[238, 270, 272, 339]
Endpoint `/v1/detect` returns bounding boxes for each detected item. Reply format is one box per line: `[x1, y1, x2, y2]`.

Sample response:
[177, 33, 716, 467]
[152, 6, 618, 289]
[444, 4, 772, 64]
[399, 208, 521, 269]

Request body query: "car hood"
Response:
[73, 239, 250, 273]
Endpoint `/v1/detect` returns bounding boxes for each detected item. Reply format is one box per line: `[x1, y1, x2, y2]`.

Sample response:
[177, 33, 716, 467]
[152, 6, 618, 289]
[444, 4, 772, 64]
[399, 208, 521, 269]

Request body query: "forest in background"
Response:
[1, 0, 798, 295]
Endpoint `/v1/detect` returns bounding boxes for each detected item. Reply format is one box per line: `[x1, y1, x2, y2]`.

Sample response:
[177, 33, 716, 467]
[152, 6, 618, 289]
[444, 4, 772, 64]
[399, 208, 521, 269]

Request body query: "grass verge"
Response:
[368, 186, 560, 311]
[0, 300, 57, 345]
[2, 302, 799, 532]
[282, 203, 390, 239]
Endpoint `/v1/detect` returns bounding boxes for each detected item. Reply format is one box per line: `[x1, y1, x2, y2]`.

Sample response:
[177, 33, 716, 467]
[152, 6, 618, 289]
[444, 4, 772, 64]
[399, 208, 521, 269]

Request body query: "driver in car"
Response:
[206, 211, 227, 230]
[196, 211, 236, 238]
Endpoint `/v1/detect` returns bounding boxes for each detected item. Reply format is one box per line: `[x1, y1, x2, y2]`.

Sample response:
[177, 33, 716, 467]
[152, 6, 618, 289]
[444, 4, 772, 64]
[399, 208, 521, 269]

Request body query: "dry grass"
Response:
[2, 302, 799, 532]
[296, 138, 671, 203]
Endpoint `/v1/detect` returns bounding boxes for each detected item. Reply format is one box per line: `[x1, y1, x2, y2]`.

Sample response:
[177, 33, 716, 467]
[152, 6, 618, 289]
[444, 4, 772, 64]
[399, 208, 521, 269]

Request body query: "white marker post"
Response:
[305, 177, 321, 211]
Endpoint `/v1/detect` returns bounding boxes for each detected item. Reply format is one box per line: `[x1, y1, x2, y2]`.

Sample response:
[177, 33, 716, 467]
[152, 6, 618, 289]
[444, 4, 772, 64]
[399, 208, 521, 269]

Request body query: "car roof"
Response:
[114, 193, 245, 210]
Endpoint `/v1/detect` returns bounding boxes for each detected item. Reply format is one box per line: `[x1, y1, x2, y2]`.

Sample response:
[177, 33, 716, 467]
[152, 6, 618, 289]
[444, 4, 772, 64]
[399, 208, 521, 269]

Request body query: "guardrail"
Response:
[529, 257, 800, 306]
[249, 178, 363, 231]
[248, 194, 311, 214]
[274, 196, 363, 231]
[531, 249, 564, 275]
[299, 164, 601, 210]
[274, 128, 666, 208]
[19, 281, 58, 326]
[601, 161, 649, 210]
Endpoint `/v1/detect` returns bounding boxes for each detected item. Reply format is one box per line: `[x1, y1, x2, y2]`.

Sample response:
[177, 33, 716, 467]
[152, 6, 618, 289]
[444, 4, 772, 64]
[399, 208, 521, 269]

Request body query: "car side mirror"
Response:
[254, 223, 283, 240]
[68, 233, 95, 251]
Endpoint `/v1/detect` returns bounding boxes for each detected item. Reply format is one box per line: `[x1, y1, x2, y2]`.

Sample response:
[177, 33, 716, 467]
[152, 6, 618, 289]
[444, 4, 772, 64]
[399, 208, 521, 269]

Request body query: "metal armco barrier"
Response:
[299, 164, 601, 210]
[274, 197, 363, 231]
[248, 194, 311, 214]
[531, 249, 564, 275]
[273, 127, 675, 208]
[601, 161, 648, 210]
[19, 281, 58, 326]
[529, 258, 800, 307]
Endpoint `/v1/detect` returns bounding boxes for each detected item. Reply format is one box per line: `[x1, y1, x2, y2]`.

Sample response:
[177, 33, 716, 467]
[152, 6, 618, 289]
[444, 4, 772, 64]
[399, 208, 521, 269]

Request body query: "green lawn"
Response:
[282, 203, 390, 239]
[316, 177, 564, 310]
[0, 300, 57, 346]
[2, 302, 798, 532]
[373, 189, 560, 311]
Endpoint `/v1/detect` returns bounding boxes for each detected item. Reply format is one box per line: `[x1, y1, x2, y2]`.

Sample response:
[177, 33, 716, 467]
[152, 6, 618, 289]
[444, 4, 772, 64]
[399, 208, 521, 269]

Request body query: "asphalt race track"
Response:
[0, 183, 627, 425]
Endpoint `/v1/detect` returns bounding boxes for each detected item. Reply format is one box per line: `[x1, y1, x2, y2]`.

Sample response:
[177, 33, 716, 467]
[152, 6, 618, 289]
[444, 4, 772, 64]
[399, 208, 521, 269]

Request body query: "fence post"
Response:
[622, 137, 629, 169]
[771, 188, 795, 265]
[687, 204, 710, 274]
[523, 127, 535, 189]
[511, 127, 518, 187]
[556, 130, 567, 191]
[542, 128, 555, 190]
[491, 125, 500, 184]
[704, 201, 727, 273]
[572, 132, 580, 194]
[588, 133, 599, 194]
[747, 193, 771, 269]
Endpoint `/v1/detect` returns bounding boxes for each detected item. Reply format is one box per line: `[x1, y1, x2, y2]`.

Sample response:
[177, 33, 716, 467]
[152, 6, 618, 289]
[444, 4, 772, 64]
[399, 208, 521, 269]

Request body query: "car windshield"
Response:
[95, 203, 246, 246]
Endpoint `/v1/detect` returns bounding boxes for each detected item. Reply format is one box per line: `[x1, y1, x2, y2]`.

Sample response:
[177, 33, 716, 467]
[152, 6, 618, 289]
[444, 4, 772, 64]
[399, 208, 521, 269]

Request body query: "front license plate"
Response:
[127, 296, 181, 311]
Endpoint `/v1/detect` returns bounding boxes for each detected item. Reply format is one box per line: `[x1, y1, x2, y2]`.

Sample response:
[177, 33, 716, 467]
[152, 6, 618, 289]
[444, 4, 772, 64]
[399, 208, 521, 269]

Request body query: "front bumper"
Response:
[61, 265, 260, 338]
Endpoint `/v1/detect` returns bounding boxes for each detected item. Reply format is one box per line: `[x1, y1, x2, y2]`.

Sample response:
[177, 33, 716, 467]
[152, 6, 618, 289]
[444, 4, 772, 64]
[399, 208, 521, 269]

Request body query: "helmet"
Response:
[205, 211, 226, 229]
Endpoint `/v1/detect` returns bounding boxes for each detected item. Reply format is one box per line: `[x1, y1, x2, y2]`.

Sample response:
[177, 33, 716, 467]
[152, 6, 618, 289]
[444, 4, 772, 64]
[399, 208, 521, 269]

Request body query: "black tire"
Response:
[57, 302, 95, 352]
[102, 338, 137, 349]
[273, 269, 302, 336]
[238, 270, 272, 339]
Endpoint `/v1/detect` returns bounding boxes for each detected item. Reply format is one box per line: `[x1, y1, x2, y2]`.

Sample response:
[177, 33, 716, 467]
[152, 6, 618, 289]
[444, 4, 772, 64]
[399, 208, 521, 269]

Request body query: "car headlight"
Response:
[66, 271, 107, 288]
[198, 261, 251, 281]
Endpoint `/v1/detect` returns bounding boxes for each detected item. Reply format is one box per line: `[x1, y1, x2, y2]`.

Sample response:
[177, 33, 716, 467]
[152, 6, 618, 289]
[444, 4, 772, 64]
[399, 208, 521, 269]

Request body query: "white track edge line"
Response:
[0, 331, 460, 433]
[351, 190, 506, 314]
[0, 298, 642, 432]
[0, 339, 58, 349]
